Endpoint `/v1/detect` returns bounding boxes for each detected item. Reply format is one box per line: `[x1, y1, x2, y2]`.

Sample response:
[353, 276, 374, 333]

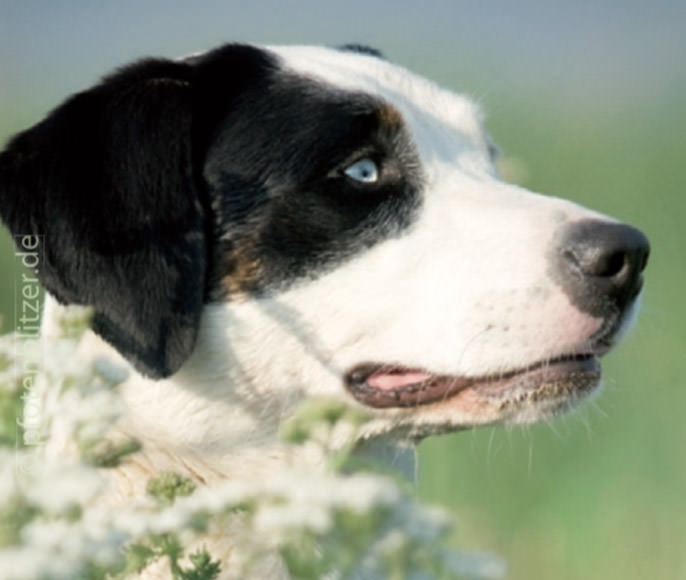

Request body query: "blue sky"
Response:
[1, 0, 684, 124]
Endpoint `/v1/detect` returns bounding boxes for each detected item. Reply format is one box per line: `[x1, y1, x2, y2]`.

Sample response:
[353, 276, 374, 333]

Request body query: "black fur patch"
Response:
[200, 63, 422, 297]
[0, 43, 422, 377]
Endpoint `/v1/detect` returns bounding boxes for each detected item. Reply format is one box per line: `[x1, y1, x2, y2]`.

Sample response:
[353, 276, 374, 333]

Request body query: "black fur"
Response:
[202, 70, 423, 296]
[0, 46, 279, 378]
[0, 57, 207, 378]
[0, 43, 421, 378]
[338, 44, 385, 59]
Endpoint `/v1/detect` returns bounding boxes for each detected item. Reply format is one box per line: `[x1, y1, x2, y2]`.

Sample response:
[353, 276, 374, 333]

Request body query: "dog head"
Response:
[0, 44, 649, 441]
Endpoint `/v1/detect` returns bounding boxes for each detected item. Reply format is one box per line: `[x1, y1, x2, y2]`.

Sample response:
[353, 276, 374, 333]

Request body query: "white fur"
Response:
[35, 45, 634, 578]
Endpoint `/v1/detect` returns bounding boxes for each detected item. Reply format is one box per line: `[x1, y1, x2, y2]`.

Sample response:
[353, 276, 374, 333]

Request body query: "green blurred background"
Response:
[1, 2, 684, 578]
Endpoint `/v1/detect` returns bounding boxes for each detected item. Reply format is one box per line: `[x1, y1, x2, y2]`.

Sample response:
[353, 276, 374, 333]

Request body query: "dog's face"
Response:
[0, 44, 649, 441]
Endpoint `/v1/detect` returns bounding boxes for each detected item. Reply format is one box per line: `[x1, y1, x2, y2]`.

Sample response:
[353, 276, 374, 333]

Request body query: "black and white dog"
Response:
[1, 40, 648, 544]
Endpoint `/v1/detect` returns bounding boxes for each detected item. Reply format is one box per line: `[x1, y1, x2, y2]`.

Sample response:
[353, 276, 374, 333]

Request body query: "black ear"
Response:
[0, 59, 206, 378]
[337, 44, 385, 59]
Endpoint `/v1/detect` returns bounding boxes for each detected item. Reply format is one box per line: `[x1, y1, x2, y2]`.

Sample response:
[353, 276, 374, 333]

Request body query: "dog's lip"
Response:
[344, 354, 602, 409]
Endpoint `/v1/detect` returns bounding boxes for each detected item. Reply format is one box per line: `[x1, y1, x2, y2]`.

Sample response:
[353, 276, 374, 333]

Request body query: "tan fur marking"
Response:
[377, 103, 403, 130]
[221, 236, 263, 297]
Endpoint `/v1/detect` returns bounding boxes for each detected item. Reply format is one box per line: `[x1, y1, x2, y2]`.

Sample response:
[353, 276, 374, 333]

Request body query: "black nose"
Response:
[554, 220, 650, 316]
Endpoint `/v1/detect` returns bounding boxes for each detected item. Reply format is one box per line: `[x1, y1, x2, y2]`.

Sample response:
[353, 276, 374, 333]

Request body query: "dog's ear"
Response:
[0, 59, 205, 378]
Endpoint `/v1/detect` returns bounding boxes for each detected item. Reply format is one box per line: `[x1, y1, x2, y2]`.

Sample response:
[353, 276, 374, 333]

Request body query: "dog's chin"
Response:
[344, 353, 603, 436]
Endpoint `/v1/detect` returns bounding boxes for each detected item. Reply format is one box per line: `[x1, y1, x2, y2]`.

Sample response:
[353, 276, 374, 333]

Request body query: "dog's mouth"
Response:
[344, 354, 602, 409]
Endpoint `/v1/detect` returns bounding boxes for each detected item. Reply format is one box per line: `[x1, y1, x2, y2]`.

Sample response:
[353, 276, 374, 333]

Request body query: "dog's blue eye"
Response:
[344, 158, 379, 184]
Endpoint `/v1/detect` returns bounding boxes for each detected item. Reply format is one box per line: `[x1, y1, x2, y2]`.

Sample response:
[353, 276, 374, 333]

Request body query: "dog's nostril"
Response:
[563, 247, 628, 279]
[562, 222, 649, 281]
[591, 249, 628, 279]
[561, 249, 580, 269]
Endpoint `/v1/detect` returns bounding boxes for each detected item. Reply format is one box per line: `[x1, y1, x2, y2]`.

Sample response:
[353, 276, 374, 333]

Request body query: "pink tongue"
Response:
[367, 370, 433, 391]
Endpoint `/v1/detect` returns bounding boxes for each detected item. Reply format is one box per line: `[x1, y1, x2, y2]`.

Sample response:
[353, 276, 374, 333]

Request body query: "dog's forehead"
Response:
[268, 45, 486, 146]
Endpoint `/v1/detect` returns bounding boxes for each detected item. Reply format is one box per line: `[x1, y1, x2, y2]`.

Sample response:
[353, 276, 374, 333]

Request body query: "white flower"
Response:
[0, 317, 506, 580]
[24, 463, 103, 514]
[0, 546, 57, 580]
[254, 502, 332, 535]
[0, 450, 21, 500]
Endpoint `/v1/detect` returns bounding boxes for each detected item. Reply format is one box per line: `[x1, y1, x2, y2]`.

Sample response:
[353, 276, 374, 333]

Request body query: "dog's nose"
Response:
[554, 220, 650, 316]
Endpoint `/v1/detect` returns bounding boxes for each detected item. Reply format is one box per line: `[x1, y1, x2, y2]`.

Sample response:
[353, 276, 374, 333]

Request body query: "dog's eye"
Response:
[343, 158, 379, 184]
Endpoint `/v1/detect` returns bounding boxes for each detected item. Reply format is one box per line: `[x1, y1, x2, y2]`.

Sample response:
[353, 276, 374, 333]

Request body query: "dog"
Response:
[0, 43, 649, 575]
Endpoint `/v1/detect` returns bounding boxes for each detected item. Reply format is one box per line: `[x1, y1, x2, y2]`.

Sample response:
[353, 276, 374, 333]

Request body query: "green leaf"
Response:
[146, 471, 197, 505]
[81, 437, 142, 468]
[178, 548, 222, 580]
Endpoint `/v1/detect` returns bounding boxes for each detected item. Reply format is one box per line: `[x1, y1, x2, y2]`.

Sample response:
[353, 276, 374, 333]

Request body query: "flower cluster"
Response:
[0, 308, 504, 579]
